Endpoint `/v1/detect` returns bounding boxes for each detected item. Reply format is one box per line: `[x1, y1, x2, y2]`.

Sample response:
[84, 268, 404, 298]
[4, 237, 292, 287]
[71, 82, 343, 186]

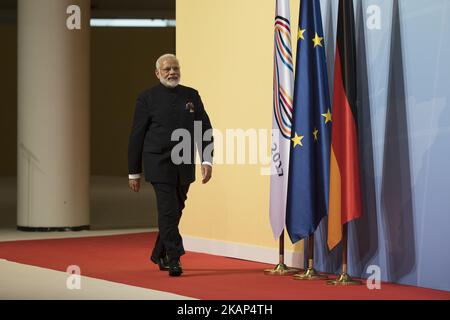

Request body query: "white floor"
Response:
[0, 176, 193, 300]
[0, 228, 195, 300]
[0, 227, 152, 242]
[0, 259, 193, 300]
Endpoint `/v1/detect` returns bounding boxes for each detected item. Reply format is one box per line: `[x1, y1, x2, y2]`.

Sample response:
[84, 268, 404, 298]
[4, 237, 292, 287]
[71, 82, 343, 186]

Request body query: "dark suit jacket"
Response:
[128, 83, 213, 184]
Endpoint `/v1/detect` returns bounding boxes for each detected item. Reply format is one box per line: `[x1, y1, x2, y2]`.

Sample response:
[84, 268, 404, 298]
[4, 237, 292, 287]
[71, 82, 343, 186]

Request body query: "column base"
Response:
[17, 225, 90, 232]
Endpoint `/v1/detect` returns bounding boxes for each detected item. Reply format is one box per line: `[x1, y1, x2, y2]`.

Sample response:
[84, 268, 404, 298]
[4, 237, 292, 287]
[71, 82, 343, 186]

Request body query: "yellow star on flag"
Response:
[313, 33, 323, 47]
[298, 28, 306, 40]
[321, 109, 332, 124]
[292, 133, 304, 148]
[313, 128, 319, 141]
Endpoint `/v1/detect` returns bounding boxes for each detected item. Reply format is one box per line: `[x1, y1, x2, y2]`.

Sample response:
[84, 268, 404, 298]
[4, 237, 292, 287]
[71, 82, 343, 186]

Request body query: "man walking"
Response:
[128, 54, 213, 277]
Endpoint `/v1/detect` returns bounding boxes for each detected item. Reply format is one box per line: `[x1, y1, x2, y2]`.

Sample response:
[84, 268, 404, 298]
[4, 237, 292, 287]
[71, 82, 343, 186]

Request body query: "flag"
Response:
[327, 0, 362, 250]
[269, 0, 294, 239]
[285, 0, 331, 243]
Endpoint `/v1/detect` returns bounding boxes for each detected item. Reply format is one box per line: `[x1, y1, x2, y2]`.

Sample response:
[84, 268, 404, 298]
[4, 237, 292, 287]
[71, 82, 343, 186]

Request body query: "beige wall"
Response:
[177, 0, 302, 252]
[0, 26, 175, 177]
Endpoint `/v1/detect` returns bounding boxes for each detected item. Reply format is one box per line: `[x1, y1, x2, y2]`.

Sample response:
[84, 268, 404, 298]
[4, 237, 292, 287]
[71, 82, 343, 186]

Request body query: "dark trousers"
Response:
[151, 182, 190, 261]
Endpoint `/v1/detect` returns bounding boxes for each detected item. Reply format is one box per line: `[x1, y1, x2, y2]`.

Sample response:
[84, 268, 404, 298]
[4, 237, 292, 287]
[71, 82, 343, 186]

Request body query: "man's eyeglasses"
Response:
[160, 66, 180, 73]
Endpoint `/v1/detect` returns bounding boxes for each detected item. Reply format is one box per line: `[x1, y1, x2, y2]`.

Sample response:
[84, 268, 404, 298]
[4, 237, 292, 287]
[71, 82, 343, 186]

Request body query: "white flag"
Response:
[269, 0, 294, 239]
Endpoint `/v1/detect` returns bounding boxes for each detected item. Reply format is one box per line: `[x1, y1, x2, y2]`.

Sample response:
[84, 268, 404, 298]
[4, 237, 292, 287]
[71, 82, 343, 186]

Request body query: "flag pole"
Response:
[327, 224, 362, 285]
[293, 234, 328, 280]
[264, 229, 298, 275]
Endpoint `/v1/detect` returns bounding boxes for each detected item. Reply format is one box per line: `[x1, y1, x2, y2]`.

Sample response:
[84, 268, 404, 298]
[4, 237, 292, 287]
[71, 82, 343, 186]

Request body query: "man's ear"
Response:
[155, 69, 160, 79]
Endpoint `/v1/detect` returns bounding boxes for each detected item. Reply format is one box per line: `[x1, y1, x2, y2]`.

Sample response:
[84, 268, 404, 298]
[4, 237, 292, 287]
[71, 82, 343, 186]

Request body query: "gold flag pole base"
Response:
[327, 273, 363, 286]
[293, 268, 328, 280]
[264, 263, 299, 276]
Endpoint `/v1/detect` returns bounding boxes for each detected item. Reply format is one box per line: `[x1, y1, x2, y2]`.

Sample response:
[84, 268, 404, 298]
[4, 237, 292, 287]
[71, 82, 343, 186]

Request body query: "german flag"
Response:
[327, 0, 362, 250]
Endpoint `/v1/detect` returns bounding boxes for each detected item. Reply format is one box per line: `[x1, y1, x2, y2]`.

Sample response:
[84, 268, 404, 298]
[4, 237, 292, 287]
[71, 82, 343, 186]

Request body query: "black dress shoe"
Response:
[151, 255, 170, 271]
[168, 259, 183, 277]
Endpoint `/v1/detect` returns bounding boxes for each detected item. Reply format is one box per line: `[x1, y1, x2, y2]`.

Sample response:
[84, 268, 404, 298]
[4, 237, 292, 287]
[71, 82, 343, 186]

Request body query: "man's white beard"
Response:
[160, 77, 180, 88]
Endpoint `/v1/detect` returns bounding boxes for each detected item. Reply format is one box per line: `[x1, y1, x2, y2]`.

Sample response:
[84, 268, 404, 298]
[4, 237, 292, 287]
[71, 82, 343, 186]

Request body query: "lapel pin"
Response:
[185, 102, 195, 113]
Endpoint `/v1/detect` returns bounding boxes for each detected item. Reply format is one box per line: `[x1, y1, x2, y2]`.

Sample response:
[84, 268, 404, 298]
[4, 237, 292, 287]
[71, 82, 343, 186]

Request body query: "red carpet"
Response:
[0, 232, 449, 300]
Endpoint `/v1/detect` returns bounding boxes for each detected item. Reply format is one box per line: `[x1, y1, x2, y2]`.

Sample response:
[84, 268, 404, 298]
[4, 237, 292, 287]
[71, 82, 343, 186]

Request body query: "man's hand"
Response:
[201, 164, 212, 184]
[129, 178, 141, 192]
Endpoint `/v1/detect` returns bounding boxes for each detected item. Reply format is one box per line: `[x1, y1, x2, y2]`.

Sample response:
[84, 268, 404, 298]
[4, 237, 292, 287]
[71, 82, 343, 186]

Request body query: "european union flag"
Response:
[286, 0, 331, 243]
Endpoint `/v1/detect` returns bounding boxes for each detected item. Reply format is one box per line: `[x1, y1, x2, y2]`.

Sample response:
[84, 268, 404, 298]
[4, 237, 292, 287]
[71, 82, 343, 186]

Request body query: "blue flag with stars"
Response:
[286, 0, 331, 243]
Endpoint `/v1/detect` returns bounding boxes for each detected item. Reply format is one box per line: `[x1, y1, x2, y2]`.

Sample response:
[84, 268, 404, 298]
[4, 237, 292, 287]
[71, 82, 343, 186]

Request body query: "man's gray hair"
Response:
[155, 54, 178, 69]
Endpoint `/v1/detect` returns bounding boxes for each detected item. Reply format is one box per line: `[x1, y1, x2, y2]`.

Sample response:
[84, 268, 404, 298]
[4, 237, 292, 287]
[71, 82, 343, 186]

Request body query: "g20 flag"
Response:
[269, 0, 294, 239]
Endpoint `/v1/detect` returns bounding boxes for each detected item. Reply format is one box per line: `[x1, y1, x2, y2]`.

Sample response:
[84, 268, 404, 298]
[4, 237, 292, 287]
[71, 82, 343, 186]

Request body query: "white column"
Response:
[17, 0, 90, 230]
